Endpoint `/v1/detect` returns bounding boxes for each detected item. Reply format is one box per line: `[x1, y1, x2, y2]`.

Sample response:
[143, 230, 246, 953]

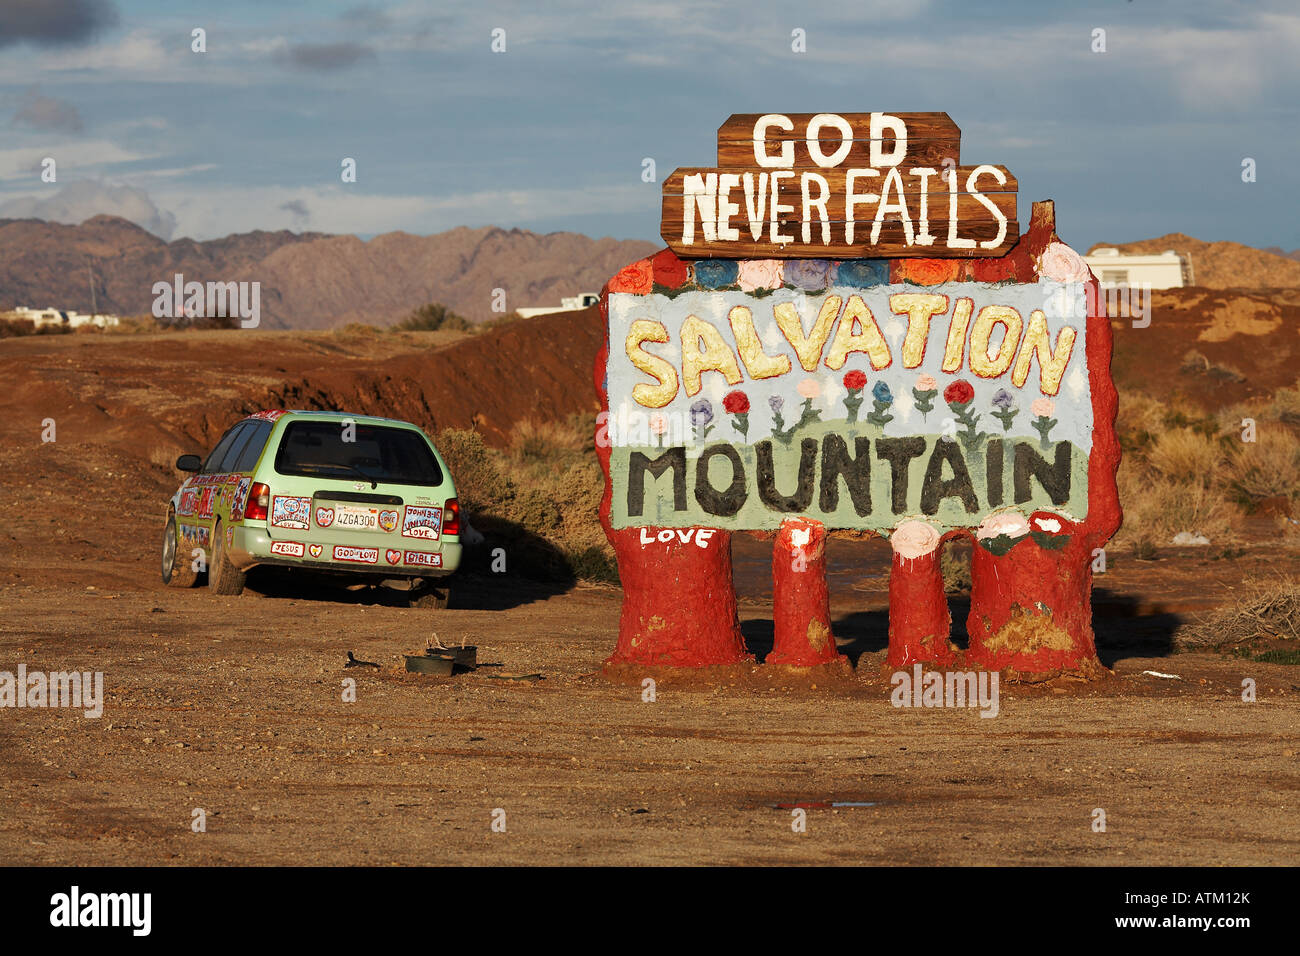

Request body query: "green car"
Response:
[162, 410, 461, 607]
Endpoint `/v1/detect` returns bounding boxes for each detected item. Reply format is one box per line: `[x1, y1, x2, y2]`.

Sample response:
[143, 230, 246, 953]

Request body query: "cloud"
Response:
[280, 199, 311, 224]
[10, 86, 83, 133]
[287, 42, 375, 71]
[0, 179, 176, 239]
[340, 4, 392, 33]
[0, 0, 119, 49]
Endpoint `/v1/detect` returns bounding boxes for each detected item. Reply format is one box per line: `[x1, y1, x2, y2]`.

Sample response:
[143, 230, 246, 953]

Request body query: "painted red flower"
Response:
[944, 380, 975, 405]
[650, 249, 690, 289]
[610, 257, 653, 295]
[843, 370, 867, 391]
[723, 390, 750, 414]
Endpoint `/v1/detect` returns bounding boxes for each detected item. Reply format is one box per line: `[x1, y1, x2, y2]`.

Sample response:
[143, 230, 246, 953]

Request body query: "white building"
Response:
[516, 292, 600, 319]
[1083, 248, 1192, 289]
[4, 306, 120, 329]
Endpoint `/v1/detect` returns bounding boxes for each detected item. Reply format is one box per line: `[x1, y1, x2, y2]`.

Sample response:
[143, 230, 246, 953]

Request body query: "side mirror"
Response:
[176, 454, 202, 472]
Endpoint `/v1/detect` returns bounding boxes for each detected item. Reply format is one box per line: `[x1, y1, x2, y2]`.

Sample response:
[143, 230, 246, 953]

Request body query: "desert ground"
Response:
[1, 310, 1298, 866]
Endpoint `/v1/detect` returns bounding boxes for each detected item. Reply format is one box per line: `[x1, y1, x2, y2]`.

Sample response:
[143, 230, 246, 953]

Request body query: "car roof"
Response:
[246, 409, 421, 428]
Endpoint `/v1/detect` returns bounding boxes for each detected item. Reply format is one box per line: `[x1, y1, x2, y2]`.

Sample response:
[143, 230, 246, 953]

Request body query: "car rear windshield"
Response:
[274, 421, 444, 486]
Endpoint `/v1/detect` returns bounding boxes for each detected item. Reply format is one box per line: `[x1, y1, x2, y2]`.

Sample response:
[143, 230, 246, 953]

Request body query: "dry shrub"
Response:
[1116, 392, 1166, 454]
[507, 417, 584, 464]
[1270, 381, 1300, 425]
[1225, 428, 1300, 503]
[1147, 427, 1223, 486]
[148, 443, 186, 471]
[433, 423, 613, 582]
[1116, 459, 1240, 550]
[1179, 577, 1300, 650]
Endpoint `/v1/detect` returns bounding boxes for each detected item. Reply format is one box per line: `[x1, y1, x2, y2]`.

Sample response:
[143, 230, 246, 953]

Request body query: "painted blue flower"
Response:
[768, 395, 784, 414]
[689, 398, 714, 427]
[872, 381, 893, 403]
[693, 259, 740, 289]
[835, 259, 890, 286]
[992, 388, 1015, 410]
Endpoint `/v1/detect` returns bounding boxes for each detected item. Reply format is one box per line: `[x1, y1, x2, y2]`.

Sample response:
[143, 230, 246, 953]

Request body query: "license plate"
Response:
[333, 505, 379, 531]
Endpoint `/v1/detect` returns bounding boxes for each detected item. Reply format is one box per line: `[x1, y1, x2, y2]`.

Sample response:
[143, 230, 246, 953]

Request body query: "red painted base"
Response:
[769, 518, 843, 667]
[966, 535, 1101, 675]
[887, 548, 956, 667]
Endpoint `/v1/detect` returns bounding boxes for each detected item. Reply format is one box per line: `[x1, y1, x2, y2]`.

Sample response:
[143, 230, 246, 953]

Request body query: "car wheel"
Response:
[408, 583, 451, 609]
[208, 521, 247, 596]
[162, 512, 199, 587]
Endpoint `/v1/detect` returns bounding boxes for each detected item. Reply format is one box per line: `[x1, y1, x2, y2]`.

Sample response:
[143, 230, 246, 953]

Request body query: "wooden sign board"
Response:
[660, 112, 1019, 259]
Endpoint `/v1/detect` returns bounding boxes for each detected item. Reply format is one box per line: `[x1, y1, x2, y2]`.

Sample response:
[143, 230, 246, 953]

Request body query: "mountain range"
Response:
[0, 215, 657, 329]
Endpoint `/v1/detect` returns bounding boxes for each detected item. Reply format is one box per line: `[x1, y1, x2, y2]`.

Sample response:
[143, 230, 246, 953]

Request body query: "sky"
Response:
[0, 0, 1296, 252]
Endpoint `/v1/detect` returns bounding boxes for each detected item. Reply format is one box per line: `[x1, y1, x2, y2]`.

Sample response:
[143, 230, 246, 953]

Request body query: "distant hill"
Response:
[0, 215, 657, 329]
[1088, 233, 1300, 289]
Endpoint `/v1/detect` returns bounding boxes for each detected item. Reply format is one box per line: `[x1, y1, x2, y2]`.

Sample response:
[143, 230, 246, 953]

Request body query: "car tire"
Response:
[408, 583, 451, 609]
[161, 512, 198, 587]
[208, 521, 247, 596]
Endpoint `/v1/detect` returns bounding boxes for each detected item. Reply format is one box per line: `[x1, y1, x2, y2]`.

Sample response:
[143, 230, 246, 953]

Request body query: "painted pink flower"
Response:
[890, 520, 940, 560]
[916, 373, 937, 391]
[796, 377, 821, 399]
[1031, 397, 1056, 417]
[737, 259, 784, 292]
[1036, 241, 1090, 283]
[649, 413, 667, 435]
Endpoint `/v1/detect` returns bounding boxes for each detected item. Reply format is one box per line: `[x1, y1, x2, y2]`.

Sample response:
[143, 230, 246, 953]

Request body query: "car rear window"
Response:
[274, 420, 444, 486]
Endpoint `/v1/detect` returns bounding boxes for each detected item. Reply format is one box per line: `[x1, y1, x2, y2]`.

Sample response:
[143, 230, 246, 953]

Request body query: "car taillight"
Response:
[245, 482, 270, 521]
[443, 497, 460, 536]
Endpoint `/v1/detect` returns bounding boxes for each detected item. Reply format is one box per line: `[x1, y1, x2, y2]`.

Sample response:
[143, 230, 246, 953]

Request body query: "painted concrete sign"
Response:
[596, 111, 1121, 680]
[606, 281, 1089, 531]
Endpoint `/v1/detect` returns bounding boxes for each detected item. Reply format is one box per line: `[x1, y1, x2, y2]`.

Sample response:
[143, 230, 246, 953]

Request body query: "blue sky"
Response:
[0, 0, 1296, 252]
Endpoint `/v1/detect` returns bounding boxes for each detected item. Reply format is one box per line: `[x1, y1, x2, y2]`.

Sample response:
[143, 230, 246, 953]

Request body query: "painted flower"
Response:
[992, 388, 1015, 410]
[737, 259, 784, 292]
[785, 259, 836, 290]
[836, 259, 890, 286]
[723, 390, 750, 438]
[611, 258, 653, 294]
[916, 374, 937, 391]
[977, 512, 1031, 541]
[693, 259, 740, 289]
[895, 258, 962, 286]
[797, 377, 821, 399]
[722, 390, 750, 414]
[843, 369, 867, 391]
[872, 381, 892, 403]
[944, 380, 975, 405]
[690, 398, 715, 443]
[649, 413, 667, 435]
[890, 520, 941, 560]
[1036, 241, 1091, 283]
[650, 249, 690, 290]
[689, 398, 714, 427]
[768, 395, 784, 414]
[1031, 397, 1056, 418]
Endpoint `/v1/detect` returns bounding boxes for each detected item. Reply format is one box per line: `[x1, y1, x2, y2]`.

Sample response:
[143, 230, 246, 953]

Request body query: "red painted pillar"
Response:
[768, 517, 841, 667]
[886, 521, 956, 667]
[594, 297, 747, 669]
[966, 513, 1102, 675]
[603, 524, 748, 668]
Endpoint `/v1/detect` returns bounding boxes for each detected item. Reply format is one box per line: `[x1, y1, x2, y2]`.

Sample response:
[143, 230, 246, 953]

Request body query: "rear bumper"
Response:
[230, 525, 461, 578]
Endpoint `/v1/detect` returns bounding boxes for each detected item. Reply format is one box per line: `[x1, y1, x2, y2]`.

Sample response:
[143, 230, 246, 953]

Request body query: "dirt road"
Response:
[1, 328, 1296, 865]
